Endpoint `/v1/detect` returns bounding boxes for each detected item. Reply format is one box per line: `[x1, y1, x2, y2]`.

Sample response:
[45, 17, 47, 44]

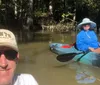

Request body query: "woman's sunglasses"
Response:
[0, 50, 18, 60]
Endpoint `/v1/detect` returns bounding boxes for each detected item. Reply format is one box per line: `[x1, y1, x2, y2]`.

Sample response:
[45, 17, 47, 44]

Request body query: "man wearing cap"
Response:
[0, 29, 38, 85]
[76, 18, 100, 52]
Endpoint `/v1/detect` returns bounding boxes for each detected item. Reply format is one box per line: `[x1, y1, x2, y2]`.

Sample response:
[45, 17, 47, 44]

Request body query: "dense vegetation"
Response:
[0, 0, 100, 43]
[0, 0, 100, 30]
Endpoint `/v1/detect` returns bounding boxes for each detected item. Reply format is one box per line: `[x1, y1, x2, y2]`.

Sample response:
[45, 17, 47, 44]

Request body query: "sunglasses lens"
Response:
[5, 50, 18, 60]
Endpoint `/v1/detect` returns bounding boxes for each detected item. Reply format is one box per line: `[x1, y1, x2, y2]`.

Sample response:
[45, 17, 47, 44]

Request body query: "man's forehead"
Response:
[0, 46, 12, 50]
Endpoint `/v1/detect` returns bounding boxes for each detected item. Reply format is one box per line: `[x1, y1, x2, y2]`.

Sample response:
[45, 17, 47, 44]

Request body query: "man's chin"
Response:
[0, 75, 13, 85]
[0, 78, 12, 85]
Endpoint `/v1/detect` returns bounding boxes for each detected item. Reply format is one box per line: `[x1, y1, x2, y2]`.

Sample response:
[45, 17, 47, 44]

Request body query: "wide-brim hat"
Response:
[77, 18, 96, 29]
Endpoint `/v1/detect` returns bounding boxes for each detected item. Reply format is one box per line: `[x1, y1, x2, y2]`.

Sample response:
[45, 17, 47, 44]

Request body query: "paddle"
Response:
[56, 52, 89, 62]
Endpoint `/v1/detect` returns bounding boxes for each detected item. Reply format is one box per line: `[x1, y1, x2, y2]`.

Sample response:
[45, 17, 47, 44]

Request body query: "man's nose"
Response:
[0, 54, 8, 67]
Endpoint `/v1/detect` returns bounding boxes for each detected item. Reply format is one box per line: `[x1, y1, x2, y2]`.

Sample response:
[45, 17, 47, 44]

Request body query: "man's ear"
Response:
[16, 53, 19, 64]
[16, 53, 19, 60]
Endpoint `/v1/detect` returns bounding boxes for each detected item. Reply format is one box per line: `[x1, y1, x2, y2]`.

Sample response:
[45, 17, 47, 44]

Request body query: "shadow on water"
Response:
[16, 31, 100, 85]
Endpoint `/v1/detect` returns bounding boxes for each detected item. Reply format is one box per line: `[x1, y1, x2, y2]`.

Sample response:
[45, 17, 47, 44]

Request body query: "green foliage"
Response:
[62, 12, 73, 18]
[76, 0, 100, 19]
[34, 11, 47, 17]
[60, 12, 74, 24]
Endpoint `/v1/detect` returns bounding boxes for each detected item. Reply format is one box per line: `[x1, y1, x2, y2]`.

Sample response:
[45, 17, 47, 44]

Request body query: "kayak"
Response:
[49, 43, 82, 54]
[49, 43, 100, 67]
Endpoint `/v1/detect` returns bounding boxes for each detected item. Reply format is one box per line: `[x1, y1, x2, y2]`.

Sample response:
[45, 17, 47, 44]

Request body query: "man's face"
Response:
[0, 46, 19, 85]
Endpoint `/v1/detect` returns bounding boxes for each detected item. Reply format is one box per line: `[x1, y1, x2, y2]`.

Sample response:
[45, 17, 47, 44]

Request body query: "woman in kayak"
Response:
[76, 18, 100, 53]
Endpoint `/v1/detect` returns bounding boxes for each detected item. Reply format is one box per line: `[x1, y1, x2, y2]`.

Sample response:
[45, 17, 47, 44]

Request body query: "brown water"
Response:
[16, 32, 100, 85]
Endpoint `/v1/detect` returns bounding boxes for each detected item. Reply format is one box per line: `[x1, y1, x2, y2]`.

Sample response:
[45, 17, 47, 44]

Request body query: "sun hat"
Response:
[0, 29, 18, 51]
[77, 18, 96, 29]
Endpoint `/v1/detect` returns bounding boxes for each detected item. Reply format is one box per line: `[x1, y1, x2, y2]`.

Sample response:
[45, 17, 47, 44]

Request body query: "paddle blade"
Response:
[56, 53, 77, 62]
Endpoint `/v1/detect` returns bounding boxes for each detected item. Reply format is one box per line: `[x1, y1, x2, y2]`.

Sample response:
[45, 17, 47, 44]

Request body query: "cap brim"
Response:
[0, 43, 18, 51]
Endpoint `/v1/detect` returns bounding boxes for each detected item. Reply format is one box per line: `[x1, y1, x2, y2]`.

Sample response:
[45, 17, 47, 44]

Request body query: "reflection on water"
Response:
[69, 62, 96, 84]
[76, 72, 96, 84]
[33, 31, 76, 44]
[16, 32, 100, 85]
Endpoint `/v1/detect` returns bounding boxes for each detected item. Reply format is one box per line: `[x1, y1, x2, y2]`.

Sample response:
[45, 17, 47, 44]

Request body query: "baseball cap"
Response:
[0, 29, 18, 51]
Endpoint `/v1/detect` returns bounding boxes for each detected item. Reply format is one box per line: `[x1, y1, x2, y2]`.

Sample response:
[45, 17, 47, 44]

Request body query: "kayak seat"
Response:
[73, 42, 78, 50]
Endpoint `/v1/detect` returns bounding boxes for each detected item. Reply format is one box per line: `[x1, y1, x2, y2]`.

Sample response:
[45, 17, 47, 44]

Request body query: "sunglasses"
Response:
[0, 50, 18, 60]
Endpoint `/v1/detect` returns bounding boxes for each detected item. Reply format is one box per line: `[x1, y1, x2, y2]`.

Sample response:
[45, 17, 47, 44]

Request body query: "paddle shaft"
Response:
[77, 52, 89, 62]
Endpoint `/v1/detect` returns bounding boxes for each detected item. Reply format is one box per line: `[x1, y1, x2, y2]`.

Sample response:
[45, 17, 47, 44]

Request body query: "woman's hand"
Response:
[88, 47, 95, 52]
[89, 47, 100, 53]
